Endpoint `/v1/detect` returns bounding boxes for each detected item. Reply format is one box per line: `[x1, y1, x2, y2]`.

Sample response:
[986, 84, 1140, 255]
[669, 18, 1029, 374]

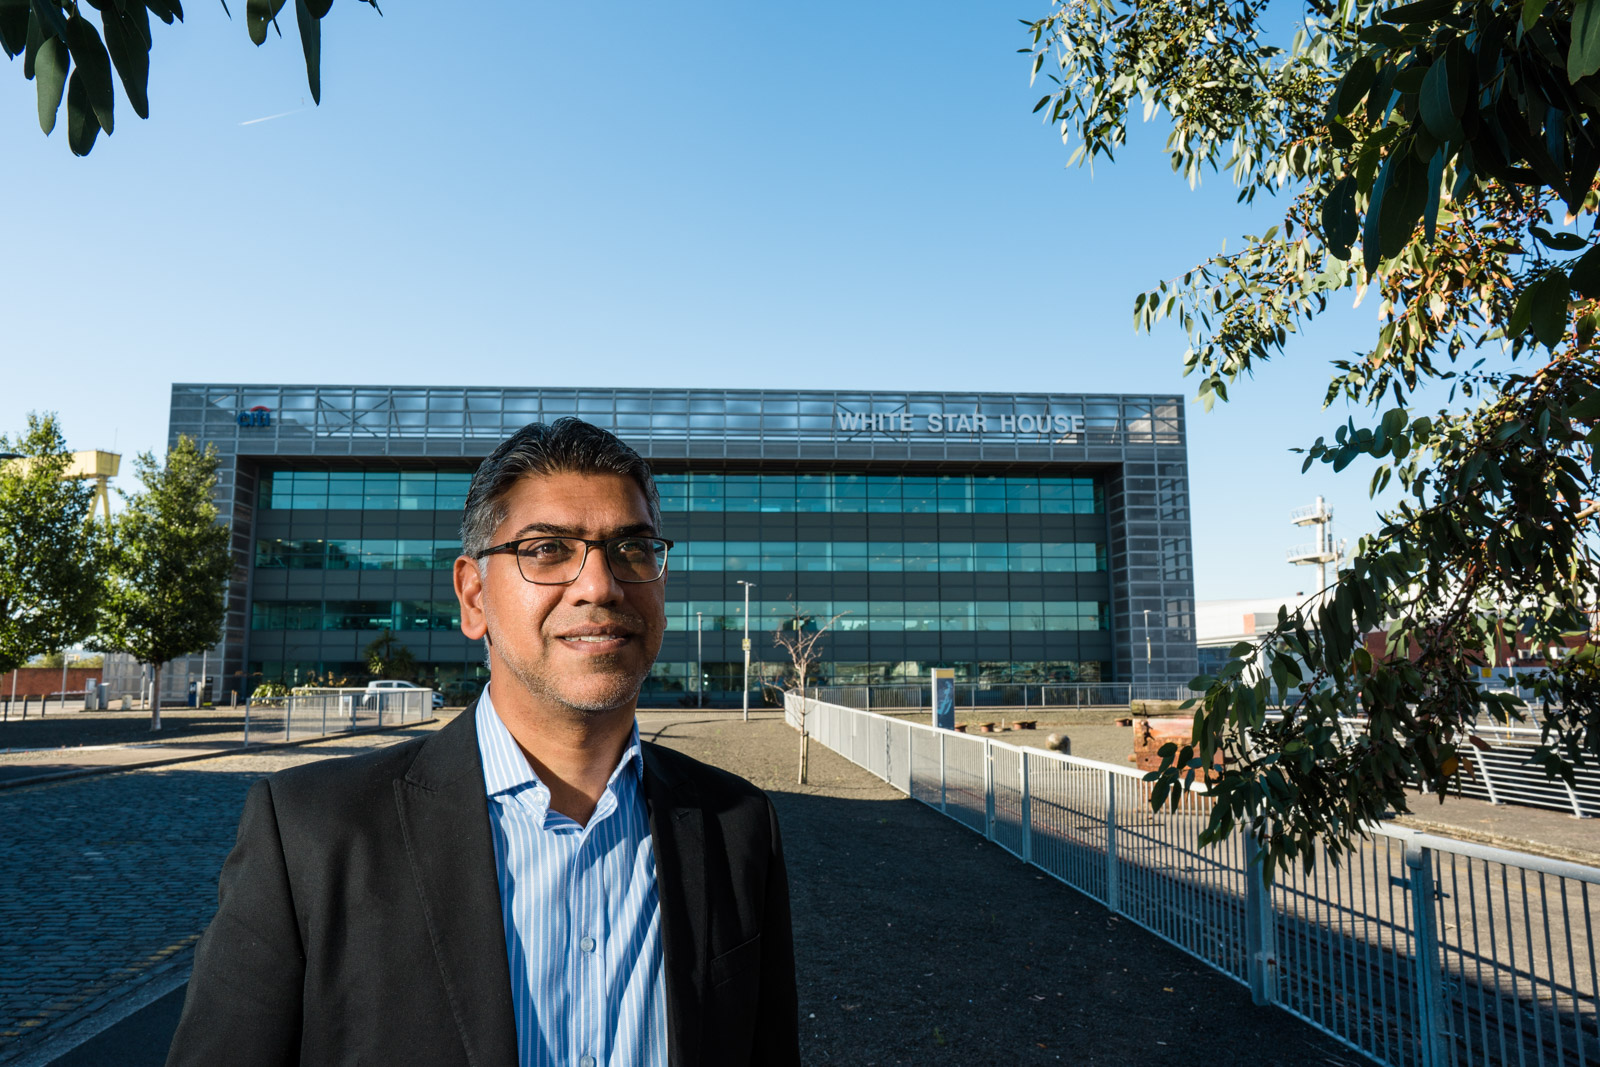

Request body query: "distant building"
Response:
[1195, 595, 1322, 676]
[156, 384, 1198, 705]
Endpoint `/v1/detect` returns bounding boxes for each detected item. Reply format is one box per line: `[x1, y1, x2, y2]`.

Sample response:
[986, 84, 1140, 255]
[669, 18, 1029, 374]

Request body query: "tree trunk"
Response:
[150, 662, 162, 732]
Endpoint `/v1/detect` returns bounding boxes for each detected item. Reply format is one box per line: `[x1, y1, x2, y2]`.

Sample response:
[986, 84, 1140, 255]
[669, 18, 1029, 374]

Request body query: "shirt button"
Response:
[579, 935, 596, 953]
[579, 1055, 595, 1067]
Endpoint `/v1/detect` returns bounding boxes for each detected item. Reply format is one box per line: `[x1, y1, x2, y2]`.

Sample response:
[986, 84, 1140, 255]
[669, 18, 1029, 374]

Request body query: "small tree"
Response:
[0, 413, 102, 681]
[364, 627, 416, 680]
[95, 436, 231, 730]
[772, 602, 849, 696]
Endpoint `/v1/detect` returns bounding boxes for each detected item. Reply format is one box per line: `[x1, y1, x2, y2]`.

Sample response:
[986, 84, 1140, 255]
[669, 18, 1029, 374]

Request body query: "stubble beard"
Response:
[488, 619, 655, 717]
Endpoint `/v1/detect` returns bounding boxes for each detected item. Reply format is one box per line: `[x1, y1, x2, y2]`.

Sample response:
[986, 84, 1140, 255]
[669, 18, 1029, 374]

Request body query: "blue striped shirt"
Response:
[475, 688, 668, 1067]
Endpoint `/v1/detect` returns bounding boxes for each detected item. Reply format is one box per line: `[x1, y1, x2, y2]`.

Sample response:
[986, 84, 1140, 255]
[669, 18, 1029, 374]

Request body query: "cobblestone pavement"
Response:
[0, 723, 447, 1064]
[0, 710, 1370, 1065]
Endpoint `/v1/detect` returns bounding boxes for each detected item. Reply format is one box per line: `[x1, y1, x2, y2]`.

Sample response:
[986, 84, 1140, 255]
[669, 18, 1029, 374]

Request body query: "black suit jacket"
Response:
[166, 703, 800, 1066]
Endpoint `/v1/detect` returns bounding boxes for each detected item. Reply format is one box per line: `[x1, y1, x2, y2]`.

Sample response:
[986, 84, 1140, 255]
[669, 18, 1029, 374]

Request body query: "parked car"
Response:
[364, 679, 444, 710]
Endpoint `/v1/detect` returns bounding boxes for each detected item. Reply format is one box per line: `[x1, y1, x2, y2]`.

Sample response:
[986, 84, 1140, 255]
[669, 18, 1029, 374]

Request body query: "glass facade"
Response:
[261, 470, 472, 511]
[656, 473, 1102, 515]
[166, 385, 1196, 704]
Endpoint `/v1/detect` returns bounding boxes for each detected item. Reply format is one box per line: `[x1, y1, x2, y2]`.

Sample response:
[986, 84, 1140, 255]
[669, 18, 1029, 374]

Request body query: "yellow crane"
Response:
[0, 450, 121, 524]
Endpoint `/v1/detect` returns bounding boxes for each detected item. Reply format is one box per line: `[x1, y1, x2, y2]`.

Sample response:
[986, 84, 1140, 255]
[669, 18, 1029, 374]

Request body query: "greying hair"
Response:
[459, 418, 662, 560]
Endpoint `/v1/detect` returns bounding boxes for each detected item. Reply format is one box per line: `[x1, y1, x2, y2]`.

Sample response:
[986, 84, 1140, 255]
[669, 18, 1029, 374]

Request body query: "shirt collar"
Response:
[475, 683, 644, 800]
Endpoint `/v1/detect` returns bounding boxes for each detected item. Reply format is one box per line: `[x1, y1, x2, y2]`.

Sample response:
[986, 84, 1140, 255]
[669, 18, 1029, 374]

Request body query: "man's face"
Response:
[455, 470, 666, 716]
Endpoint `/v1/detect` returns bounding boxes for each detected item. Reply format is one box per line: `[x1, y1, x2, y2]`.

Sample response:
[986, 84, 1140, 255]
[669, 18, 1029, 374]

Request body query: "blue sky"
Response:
[0, 0, 1390, 601]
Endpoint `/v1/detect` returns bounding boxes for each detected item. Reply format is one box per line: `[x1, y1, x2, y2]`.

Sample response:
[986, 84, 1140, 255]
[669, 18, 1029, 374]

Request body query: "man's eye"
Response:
[522, 540, 571, 560]
[613, 539, 653, 558]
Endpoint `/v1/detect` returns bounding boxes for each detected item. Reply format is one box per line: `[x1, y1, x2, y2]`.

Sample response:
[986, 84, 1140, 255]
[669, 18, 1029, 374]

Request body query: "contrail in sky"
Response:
[239, 109, 304, 126]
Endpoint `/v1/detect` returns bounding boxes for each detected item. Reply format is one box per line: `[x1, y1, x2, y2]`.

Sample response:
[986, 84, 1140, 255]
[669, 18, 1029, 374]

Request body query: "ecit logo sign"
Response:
[237, 406, 273, 428]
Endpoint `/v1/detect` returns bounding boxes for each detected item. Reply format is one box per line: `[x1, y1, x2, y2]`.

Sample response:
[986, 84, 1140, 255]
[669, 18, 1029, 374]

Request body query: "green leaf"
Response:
[1524, 0, 1552, 28]
[1419, 53, 1464, 142]
[1572, 0, 1600, 82]
[29, 0, 67, 39]
[294, 0, 319, 104]
[33, 30, 66, 134]
[63, 13, 113, 133]
[1322, 176, 1359, 259]
[1531, 225, 1587, 251]
[1380, 0, 1455, 24]
[65, 65, 98, 154]
[1377, 151, 1428, 259]
[1390, 64, 1427, 95]
[1333, 54, 1377, 118]
[245, 0, 285, 46]
[304, 0, 332, 16]
[1567, 387, 1600, 419]
[101, 3, 149, 119]
[1423, 148, 1444, 243]
[144, 0, 182, 24]
[23, 7, 40, 77]
[1511, 283, 1537, 337]
[1570, 246, 1600, 297]
[1531, 275, 1570, 347]
[1364, 154, 1391, 272]
[1359, 24, 1409, 48]
[0, 1, 29, 57]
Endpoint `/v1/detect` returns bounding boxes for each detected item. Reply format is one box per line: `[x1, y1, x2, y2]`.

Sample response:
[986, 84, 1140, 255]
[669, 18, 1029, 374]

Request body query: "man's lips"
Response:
[554, 625, 637, 650]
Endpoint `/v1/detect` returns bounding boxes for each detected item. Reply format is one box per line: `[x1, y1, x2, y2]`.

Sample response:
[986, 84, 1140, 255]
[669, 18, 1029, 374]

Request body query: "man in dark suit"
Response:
[167, 419, 800, 1066]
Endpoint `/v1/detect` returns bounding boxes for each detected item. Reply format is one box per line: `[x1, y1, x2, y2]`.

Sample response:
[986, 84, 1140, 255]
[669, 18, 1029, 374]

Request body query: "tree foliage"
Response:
[0, 0, 379, 157]
[1028, 0, 1600, 880]
[94, 435, 231, 729]
[364, 626, 415, 681]
[0, 412, 102, 677]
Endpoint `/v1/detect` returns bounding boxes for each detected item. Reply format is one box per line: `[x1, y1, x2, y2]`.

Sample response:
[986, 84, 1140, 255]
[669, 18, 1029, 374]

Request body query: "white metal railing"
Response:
[1434, 723, 1600, 819]
[812, 682, 1190, 710]
[241, 688, 433, 744]
[787, 694, 1600, 1067]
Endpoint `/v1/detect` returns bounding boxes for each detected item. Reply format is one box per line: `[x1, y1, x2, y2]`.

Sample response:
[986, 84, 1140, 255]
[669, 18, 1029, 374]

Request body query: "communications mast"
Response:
[1287, 496, 1343, 592]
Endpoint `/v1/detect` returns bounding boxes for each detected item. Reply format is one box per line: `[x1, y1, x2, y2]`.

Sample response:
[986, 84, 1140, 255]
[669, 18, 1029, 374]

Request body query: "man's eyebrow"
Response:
[509, 521, 658, 539]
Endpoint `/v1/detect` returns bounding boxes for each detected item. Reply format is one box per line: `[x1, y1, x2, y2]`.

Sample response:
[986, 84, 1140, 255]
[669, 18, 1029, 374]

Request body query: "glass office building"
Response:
[167, 385, 1196, 704]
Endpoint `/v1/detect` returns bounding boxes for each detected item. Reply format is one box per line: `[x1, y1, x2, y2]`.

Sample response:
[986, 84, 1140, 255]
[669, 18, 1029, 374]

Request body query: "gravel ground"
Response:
[639, 712, 1368, 1067]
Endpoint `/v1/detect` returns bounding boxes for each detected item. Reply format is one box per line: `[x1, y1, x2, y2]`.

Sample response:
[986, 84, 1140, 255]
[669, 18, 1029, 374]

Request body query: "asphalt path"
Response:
[46, 989, 184, 1067]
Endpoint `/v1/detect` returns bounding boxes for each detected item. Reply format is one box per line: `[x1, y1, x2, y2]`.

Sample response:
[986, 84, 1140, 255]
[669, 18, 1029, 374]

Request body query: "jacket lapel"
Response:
[643, 742, 709, 1067]
[394, 701, 519, 1067]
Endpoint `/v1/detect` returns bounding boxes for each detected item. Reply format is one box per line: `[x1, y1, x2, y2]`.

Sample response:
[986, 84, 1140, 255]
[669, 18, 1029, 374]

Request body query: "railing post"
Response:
[1474, 747, 1503, 806]
[284, 694, 294, 742]
[243, 697, 251, 747]
[1406, 842, 1448, 1067]
[1561, 775, 1588, 819]
[939, 729, 947, 814]
[1104, 770, 1119, 912]
[1244, 827, 1278, 1006]
[983, 740, 994, 840]
[1020, 752, 1032, 865]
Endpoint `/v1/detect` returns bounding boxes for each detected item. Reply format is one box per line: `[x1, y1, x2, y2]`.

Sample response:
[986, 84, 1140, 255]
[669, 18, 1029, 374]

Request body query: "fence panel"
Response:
[786, 694, 1600, 1067]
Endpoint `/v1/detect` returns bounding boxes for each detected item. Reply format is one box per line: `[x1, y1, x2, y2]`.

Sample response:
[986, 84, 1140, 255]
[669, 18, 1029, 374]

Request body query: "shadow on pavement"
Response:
[768, 788, 1371, 1066]
[46, 988, 186, 1067]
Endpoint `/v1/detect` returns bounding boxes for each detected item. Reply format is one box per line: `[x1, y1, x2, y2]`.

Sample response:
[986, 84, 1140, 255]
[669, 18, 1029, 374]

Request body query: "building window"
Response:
[667, 541, 1108, 574]
[260, 470, 472, 511]
[649, 473, 1104, 515]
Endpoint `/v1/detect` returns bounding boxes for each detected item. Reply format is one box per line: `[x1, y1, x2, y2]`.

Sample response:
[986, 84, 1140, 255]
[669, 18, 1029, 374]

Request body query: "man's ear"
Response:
[454, 555, 488, 641]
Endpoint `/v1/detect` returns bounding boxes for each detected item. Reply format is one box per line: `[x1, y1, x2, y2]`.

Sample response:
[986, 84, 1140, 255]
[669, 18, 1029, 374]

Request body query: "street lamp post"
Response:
[696, 611, 704, 709]
[736, 580, 755, 723]
[1141, 608, 1152, 703]
[59, 650, 73, 713]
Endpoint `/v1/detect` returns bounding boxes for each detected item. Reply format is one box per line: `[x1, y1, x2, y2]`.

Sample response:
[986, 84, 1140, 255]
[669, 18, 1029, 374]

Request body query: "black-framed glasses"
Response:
[475, 535, 674, 585]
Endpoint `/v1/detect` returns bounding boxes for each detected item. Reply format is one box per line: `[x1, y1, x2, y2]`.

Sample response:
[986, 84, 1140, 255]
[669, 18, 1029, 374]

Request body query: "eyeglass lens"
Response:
[513, 537, 669, 583]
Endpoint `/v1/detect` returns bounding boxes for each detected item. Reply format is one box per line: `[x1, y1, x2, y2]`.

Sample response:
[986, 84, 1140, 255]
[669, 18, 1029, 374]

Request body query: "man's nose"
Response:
[567, 543, 624, 602]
